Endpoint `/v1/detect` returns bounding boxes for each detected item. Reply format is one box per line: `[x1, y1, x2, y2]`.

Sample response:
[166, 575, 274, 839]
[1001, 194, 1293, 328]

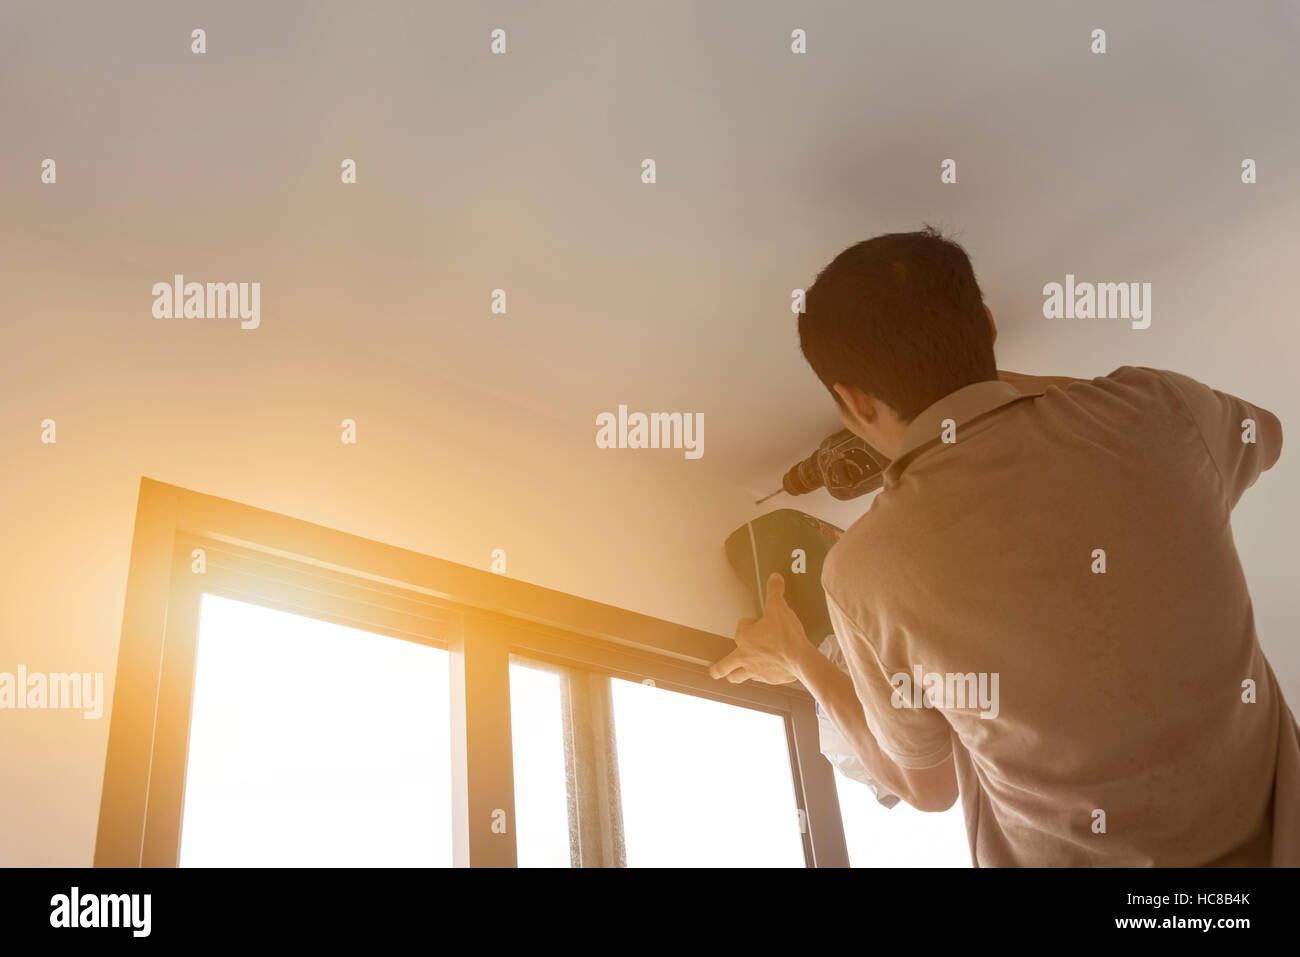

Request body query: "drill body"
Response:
[781, 429, 889, 501]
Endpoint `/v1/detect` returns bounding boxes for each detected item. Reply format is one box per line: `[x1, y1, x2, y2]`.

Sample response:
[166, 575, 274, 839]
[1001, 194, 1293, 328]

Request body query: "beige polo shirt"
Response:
[821, 366, 1298, 866]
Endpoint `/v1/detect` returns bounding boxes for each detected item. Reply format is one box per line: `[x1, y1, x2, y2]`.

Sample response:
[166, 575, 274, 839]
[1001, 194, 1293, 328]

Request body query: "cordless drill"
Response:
[756, 429, 890, 503]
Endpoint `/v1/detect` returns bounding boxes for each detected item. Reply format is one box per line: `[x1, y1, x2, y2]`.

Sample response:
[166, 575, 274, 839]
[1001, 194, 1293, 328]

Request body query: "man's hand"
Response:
[709, 572, 814, 685]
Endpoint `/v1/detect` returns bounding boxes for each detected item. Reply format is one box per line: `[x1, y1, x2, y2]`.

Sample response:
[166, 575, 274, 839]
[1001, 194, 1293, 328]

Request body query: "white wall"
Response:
[0, 334, 769, 865]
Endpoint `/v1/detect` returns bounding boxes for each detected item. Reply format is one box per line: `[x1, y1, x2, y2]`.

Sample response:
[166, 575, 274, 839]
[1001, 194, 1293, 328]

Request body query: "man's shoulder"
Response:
[1025, 366, 1202, 434]
[821, 498, 903, 604]
[1057, 365, 1185, 406]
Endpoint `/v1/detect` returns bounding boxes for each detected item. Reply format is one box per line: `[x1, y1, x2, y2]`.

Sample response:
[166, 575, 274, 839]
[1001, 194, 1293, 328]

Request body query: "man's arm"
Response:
[709, 572, 958, 813]
[1141, 367, 1284, 504]
[790, 641, 958, 812]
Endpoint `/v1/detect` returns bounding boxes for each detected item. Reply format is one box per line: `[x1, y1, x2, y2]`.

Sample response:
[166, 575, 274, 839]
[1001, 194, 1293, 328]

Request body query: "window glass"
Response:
[179, 593, 453, 866]
[610, 678, 804, 867]
[509, 660, 571, 867]
[833, 768, 971, 867]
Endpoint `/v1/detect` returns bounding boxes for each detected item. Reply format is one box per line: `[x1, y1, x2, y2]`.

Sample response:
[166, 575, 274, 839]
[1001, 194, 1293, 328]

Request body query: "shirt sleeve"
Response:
[1141, 367, 1283, 509]
[824, 589, 953, 770]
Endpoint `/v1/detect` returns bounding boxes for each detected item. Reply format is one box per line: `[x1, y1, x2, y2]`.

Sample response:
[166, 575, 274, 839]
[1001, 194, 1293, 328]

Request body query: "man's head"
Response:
[798, 227, 998, 458]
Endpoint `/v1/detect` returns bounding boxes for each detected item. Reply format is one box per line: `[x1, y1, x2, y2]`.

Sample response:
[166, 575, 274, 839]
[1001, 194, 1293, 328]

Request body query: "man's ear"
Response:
[984, 303, 998, 345]
[832, 383, 877, 425]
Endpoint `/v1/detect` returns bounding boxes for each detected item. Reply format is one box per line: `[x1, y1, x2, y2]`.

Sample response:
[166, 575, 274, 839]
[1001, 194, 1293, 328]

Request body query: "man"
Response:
[710, 228, 1298, 866]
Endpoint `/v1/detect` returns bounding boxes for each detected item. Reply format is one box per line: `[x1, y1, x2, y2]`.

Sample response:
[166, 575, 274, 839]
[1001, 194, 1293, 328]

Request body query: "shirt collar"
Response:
[887, 379, 1042, 482]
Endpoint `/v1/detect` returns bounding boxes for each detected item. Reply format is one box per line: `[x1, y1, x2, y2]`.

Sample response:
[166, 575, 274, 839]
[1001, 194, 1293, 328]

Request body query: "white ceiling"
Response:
[4, 0, 1298, 499]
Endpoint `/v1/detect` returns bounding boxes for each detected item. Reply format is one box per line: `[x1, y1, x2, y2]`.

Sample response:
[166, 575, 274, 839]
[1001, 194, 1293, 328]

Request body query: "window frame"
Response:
[95, 478, 848, 867]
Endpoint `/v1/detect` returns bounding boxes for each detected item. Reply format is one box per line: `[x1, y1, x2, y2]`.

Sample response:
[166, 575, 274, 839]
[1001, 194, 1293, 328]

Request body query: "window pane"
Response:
[610, 678, 805, 867]
[179, 593, 453, 867]
[509, 660, 571, 867]
[833, 768, 971, 867]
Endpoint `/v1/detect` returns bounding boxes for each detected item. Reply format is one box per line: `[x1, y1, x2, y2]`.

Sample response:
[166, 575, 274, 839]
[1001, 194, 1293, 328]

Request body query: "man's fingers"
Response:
[764, 571, 786, 609]
[725, 668, 753, 684]
[709, 650, 746, 679]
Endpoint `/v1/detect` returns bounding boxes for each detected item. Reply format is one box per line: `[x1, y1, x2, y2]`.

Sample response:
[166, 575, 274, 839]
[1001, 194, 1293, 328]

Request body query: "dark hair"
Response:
[797, 226, 997, 421]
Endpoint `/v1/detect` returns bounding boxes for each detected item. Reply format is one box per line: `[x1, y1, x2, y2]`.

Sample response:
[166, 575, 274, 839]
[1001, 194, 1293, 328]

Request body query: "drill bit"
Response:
[754, 487, 784, 505]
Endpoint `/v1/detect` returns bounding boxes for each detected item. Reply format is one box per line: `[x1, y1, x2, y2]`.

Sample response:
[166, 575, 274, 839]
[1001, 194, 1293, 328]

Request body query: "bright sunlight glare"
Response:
[611, 678, 805, 867]
[179, 594, 452, 866]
